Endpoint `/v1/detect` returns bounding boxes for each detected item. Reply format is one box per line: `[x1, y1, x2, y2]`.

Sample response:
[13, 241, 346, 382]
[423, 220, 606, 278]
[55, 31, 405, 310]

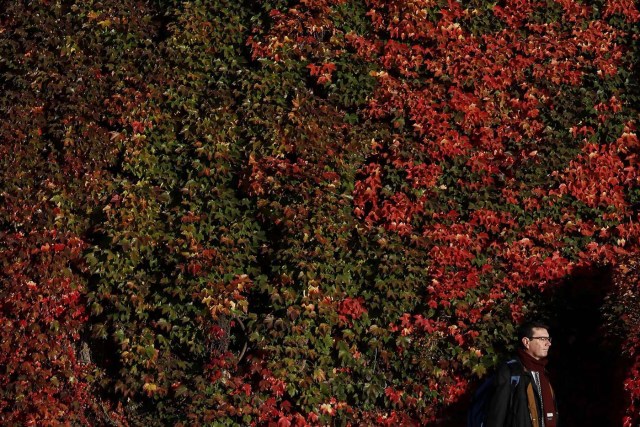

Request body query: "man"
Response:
[485, 320, 559, 427]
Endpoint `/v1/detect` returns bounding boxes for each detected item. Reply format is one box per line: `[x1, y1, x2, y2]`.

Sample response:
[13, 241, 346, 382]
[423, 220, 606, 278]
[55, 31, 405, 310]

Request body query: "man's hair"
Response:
[517, 320, 550, 347]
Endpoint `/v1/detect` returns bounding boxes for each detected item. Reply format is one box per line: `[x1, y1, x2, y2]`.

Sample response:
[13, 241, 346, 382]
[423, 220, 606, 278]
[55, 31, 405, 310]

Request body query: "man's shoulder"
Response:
[496, 356, 525, 375]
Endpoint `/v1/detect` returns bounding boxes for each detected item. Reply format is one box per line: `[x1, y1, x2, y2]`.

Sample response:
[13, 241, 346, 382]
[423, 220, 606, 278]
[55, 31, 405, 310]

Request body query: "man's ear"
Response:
[521, 337, 529, 348]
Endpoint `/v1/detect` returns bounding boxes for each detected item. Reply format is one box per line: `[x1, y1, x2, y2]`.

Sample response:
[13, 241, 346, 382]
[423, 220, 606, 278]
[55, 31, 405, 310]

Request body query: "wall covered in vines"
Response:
[1, 0, 639, 425]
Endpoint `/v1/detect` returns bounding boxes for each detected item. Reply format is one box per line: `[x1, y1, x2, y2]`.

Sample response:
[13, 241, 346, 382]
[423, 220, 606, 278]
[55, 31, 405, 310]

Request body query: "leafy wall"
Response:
[1, 0, 639, 425]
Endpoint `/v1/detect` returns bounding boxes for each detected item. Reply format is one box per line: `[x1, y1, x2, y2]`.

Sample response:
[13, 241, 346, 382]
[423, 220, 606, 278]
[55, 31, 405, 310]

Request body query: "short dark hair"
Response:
[517, 320, 550, 347]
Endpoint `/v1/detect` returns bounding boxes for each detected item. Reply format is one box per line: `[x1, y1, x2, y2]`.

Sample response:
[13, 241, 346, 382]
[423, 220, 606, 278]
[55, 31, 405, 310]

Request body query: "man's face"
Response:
[522, 327, 552, 360]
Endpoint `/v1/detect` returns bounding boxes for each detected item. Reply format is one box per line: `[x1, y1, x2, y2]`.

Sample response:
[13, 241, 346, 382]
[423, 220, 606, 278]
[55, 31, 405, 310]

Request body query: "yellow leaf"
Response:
[143, 383, 158, 394]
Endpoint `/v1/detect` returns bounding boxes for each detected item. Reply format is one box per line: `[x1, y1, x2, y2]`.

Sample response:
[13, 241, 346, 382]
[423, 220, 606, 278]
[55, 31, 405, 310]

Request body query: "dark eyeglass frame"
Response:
[528, 336, 552, 343]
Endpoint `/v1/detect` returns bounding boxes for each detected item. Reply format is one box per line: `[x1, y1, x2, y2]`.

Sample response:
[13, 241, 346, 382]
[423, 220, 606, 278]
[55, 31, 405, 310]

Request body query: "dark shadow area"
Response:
[545, 266, 628, 427]
[435, 388, 473, 426]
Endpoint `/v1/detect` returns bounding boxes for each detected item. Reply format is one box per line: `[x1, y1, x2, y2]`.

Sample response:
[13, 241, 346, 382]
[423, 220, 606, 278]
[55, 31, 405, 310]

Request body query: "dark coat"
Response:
[485, 358, 559, 427]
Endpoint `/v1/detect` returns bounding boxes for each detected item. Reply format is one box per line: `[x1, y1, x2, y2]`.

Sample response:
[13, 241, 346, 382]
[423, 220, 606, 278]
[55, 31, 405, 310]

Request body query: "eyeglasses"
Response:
[528, 336, 552, 343]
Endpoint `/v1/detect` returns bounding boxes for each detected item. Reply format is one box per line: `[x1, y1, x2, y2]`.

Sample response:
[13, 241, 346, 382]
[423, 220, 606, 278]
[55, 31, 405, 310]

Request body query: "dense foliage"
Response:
[1, 0, 639, 425]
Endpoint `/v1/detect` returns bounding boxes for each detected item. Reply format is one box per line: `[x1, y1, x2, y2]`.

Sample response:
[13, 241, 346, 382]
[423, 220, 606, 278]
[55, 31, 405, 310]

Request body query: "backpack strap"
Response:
[504, 359, 522, 417]
[506, 359, 521, 386]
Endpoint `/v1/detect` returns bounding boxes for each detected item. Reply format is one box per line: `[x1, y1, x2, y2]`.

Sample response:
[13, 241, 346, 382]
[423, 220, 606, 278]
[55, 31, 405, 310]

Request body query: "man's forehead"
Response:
[530, 327, 549, 335]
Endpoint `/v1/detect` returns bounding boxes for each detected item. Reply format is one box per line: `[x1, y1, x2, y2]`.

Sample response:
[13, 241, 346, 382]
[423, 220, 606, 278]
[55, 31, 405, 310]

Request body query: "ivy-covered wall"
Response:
[1, 0, 639, 425]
